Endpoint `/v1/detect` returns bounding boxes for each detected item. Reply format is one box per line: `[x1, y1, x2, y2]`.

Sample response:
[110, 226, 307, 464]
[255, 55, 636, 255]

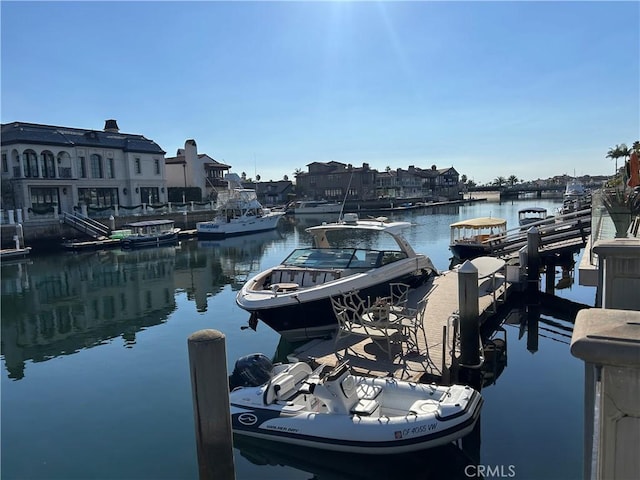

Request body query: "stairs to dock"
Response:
[62, 212, 111, 240]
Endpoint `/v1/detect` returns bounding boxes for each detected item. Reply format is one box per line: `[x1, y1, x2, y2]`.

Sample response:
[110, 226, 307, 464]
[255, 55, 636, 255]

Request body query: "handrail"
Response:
[62, 212, 110, 239]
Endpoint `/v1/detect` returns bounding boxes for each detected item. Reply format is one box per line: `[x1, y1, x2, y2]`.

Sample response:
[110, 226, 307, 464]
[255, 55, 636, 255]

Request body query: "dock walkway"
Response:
[290, 267, 510, 382]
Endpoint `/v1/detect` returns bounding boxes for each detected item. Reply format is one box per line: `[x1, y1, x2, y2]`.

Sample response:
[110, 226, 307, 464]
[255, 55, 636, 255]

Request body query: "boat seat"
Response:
[408, 399, 439, 415]
[356, 383, 382, 400]
[351, 398, 380, 417]
[270, 374, 297, 403]
[264, 362, 313, 404]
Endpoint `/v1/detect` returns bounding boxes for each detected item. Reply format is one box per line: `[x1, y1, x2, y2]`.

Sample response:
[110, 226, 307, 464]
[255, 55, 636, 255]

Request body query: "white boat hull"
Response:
[230, 362, 483, 454]
[236, 214, 437, 340]
[197, 212, 284, 237]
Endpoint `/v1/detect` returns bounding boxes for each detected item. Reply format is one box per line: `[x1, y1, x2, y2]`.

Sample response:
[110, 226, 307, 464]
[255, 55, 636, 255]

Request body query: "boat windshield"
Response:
[281, 247, 407, 269]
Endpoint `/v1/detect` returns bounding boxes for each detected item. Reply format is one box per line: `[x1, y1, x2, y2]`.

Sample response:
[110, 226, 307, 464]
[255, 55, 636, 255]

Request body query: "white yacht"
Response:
[236, 213, 437, 342]
[196, 174, 284, 238]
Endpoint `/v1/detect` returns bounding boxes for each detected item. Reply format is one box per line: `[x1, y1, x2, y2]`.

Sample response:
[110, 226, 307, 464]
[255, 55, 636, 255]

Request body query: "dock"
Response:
[61, 228, 198, 251]
[0, 247, 32, 261]
[289, 265, 510, 382]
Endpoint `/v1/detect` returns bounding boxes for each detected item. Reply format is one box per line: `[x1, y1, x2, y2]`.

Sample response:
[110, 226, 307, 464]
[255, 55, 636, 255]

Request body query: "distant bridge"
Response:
[469, 184, 600, 199]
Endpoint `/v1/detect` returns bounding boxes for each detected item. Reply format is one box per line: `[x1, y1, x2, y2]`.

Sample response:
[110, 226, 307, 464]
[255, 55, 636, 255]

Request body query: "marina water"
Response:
[1, 197, 588, 479]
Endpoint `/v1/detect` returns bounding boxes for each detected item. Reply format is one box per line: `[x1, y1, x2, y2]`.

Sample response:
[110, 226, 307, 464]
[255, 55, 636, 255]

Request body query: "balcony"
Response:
[9, 166, 73, 179]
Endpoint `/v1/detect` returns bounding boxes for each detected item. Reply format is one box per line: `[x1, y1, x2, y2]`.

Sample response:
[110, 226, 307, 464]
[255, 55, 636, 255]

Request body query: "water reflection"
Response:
[1, 247, 178, 380]
[194, 229, 283, 296]
[234, 429, 479, 480]
[0, 230, 285, 379]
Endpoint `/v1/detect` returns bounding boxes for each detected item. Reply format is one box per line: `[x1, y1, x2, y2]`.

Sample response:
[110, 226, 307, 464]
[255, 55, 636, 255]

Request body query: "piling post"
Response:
[458, 261, 480, 368]
[544, 257, 556, 294]
[187, 329, 235, 480]
[526, 226, 541, 302]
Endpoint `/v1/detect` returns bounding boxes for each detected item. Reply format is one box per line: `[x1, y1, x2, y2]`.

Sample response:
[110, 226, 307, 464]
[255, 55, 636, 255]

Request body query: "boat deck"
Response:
[289, 268, 510, 382]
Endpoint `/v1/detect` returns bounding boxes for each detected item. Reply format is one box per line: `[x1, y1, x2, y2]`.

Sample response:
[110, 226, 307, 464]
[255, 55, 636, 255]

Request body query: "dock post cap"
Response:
[571, 309, 640, 367]
[188, 329, 225, 343]
[457, 260, 478, 274]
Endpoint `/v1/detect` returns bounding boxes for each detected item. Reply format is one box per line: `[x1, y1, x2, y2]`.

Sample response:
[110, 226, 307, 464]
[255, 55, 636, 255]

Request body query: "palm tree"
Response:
[619, 143, 631, 166]
[606, 145, 623, 175]
[507, 175, 519, 186]
[493, 176, 506, 188]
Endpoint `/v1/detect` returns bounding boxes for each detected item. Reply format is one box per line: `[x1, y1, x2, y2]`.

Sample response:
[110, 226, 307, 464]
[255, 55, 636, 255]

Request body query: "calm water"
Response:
[1, 198, 590, 480]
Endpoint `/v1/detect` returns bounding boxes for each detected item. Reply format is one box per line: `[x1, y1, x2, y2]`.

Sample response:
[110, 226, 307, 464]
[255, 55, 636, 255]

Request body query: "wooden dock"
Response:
[289, 267, 510, 382]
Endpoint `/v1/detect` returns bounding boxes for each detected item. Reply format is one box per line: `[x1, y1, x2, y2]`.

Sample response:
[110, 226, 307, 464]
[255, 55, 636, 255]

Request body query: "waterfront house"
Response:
[294, 161, 379, 202]
[1, 119, 167, 222]
[295, 161, 461, 202]
[241, 179, 294, 207]
[165, 139, 230, 201]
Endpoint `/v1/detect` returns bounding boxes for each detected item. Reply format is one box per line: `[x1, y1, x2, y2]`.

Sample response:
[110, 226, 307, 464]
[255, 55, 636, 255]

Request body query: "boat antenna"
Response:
[339, 169, 354, 221]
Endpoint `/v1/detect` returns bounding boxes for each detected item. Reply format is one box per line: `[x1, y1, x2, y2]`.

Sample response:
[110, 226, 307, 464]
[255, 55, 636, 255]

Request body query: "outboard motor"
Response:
[228, 353, 274, 390]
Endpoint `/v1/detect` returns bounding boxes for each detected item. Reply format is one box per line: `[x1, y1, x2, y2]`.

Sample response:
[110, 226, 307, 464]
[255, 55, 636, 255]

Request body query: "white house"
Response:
[1, 119, 167, 221]
[165, 139, 230, 200]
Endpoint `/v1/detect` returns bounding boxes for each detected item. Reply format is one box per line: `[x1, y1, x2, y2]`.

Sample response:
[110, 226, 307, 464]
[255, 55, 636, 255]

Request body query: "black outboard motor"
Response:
[228, 353, 274, 390]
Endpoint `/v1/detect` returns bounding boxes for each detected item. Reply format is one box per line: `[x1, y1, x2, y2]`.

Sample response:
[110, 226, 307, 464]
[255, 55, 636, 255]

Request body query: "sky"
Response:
[1, 1, 639, 185]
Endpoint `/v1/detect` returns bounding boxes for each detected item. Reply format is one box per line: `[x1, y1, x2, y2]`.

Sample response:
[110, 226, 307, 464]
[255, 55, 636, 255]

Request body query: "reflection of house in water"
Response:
[1, 248, 177, 380]
[174, 231, 283, 312]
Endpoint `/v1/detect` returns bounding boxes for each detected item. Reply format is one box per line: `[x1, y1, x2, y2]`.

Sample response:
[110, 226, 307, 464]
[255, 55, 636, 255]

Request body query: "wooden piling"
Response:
[187, 329, 235, 480]
[457, 261, 480, 368]
[526, 226, 541, 302]
[544, 257, 556, 294]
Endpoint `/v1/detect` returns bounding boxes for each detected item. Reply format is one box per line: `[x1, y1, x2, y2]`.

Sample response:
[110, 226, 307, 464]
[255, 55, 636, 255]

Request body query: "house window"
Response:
[1, 154, 7, 173]
[324, 188, 342, 198]
[42, 151, 56, 178]
[154, 158, 160, 175]
[135, 158, 141, 174]
[24, 150, 38, 178]
[30, 187, 58, 213]
[140, 187, 159, 204]
[106, 158, 115, 179]
[90, 154, 103, 178]
[78, 156, 87, 178]
[77, 187, 119, 206]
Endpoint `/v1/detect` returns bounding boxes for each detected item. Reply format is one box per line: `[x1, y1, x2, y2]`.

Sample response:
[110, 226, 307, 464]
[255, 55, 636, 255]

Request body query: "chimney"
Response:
[104, 119, 119, 132]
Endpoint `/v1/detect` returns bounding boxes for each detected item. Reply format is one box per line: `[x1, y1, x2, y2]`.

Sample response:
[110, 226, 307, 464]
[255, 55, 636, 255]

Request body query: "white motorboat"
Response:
[196, 174, 285, 238]
[559, 178, 591, 215]
[229, 358, 483, 454]
[518, 207, 553, 229]
[292, 200, 343, 215]
[236, 213, 437, 342]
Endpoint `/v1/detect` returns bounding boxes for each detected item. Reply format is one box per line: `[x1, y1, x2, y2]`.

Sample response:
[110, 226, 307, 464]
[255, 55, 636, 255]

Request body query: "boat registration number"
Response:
[395, 423, 437, 438]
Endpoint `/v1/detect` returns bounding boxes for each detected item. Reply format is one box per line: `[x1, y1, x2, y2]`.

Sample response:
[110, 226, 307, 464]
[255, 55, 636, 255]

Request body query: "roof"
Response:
[306, 216, 411, 235]
[449, 217, 507, 228]
[124, 220, 175, 227]
[518, 207, 547, 213]
[1, 121, 166, 155]
[165, 153, 230, 168]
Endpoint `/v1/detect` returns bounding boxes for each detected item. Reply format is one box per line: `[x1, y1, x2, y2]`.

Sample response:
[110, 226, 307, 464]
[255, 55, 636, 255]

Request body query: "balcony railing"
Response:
[9, 166, 74, 179]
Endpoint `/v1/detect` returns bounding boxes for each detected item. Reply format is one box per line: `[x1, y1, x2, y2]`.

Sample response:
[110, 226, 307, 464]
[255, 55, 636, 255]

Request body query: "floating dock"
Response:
[289, 265, 511, 382]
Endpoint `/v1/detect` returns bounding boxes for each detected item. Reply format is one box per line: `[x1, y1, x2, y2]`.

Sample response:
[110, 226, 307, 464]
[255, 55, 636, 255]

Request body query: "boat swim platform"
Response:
[289, 267, 511, 383]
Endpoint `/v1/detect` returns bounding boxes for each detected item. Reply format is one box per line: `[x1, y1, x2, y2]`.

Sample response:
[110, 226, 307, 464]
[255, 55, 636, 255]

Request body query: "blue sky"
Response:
[2, 1, 638, 185]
